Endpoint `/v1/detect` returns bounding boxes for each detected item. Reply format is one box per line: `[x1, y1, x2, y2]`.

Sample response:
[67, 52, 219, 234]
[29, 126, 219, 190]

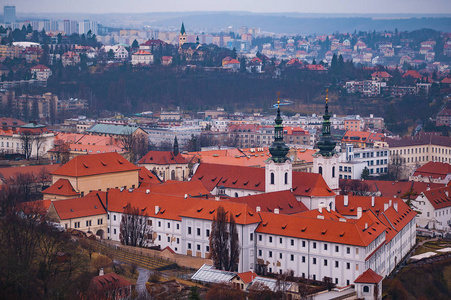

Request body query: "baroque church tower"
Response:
[179, 22, 187, 48]
[265, 93, 292, 193]
[313, 89, 339, 191]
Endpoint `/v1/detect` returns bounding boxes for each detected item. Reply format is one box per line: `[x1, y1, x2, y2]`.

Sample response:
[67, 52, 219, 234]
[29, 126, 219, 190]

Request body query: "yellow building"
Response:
[46, 191, 107, 238]
[50, 152, 140, 196]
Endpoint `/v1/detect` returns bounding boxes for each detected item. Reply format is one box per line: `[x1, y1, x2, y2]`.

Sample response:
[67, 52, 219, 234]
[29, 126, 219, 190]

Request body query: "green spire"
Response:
[268, 92, 290, 163]
[180, 22, 186, 35]
[316, 89, 336, 157]
[196, 36, 199, 44]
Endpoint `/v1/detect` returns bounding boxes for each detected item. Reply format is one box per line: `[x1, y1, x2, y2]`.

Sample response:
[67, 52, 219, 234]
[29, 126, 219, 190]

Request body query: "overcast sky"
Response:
[7, 0, 451, 14]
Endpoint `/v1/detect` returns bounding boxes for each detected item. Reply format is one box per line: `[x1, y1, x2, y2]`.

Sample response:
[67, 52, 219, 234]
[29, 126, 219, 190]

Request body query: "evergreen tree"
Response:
[132, 39, 139, 49]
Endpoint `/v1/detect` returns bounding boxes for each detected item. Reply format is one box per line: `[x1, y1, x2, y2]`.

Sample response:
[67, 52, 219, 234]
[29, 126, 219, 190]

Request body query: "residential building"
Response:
[131, 50, 154, 65]
[339, 144, 389, 179]
[89, 273, 132, 300]
[101, 45, 129, 60]
[414, 186, 451, 231]
[31, 65, 52, 81]
[409, 161, 451, 184]
[137, 137, 189, 181]
[46, 191, 107, 238]
[342, 131, 385, 149]
[50, 152, 140, 196]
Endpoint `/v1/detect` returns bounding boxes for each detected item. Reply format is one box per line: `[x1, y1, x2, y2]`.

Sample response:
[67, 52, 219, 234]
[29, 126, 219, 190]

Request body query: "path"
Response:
[136, 267, 151, 296]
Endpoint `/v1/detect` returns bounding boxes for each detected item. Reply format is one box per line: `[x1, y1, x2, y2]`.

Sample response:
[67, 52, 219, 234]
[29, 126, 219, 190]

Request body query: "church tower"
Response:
[265, 93, 292, 193]
[313, 89, 339, 191]
[173, 135, 179, 156]
[179, 22, 187, 48]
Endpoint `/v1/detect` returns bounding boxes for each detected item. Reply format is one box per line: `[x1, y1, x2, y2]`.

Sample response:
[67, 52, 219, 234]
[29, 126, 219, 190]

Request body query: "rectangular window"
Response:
[346, 263, 350, 269]
[147, 220, 152, 226]
[259, 235, 262, 241]
[302, 256, 306, 263]
[206, 245, 210, 252]
[279, 253, 283, 259]
[291, 254, 294, 261]
[279, 237, 283, 244]
[188, 227, 192, 235]
[313, 242, 317, 249]
[206, 229, 210, 237]
[197, 244, 201, 251]
[197, 228, 201, 236]
[291, 239, 294, 246]
[158, 221, 161, 227]
[346, 247, 350, 254]
[176, 224, 180, 230]
[85, 220, 91, 227]
[335, 246, 339, 252]
[258, 250, 262, 256]
[167, 222, 170, 229]
[269, 251, 272, 258]
[250, 233, 253, 241]
[167, 237, 170, 242]
[113, 228, 116, 234]
[313, 258, 317, 265]
[158, 235, 161, 241]
[188, 243, 191, 249]
[302, 241, 306, 247]
[324, 244, 328, 251]
[269, 236, 273, 243]
[177, 238, 179, 244]
[113, 215, 116, 221]
[335, 261, 339, 268]
[324, 259, 328, 266]
[97, 218, 103, 225]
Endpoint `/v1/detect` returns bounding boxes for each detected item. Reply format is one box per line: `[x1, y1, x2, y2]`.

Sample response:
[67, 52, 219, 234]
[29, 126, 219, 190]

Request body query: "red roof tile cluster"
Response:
[136, 179, 209, 197]
[256, 210, 386, 246]
[354, 268, 383, 284]
[236, 271, 258, 283]
[371, 71, 392, 78]
[193, 163, 335, 198]
[0, 164, 61, 184]
[90, 273, 132, 291]
[180, 199, 261, 225]
[138, 151, 187, 165]
[42, 178, 80, 197]
[134, 50, 152, 55]
[51, 152, 139, 177]
[52, 192, 107, 220]
[16, 199, 52, 216]
[403, 70, 423, 79]
[138, 167, 162, 187]
[31, 64, 50, 71]
[342, 131, 385, 144]
[412, 161, 451, 179]
[387, 133, 451, 148]
[422, 186, 451, 209]
[140, 39, 167, 46]
[228, 190, 308, 214]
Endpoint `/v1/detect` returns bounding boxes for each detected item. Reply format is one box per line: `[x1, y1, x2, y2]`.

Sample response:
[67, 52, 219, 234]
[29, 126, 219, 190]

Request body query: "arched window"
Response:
[318, 166, 323, 175]
[171, 170, 176, 180]
[363, 286, 370, 293]
[284, 172, 288, 185]
[270, 172, 275, 185]
[332, 166, 335, 178]
[235, 192, 239, 197]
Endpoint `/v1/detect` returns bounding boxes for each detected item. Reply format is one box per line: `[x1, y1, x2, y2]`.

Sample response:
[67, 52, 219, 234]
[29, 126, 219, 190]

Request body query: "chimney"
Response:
[99, 268, 104, 276]
[274, 208, 279, 214]
[184, 194, 188, 199]
[344, 195, 349, 206]
[256, 206, 261, 212]
[215, 196, 220, 201]
[155, 206, 160, 215]
[318, 206, 322, 213]
[394, 202, 398, 212]
[339, 218, 346, 222]
[357, 207, 362, 219]
[365, 223, 368, 229]
[389, 199, 392, 206]
[384, 203, 389, 211]
[371, 196, 375, 207]
[146, 189, 150, 194]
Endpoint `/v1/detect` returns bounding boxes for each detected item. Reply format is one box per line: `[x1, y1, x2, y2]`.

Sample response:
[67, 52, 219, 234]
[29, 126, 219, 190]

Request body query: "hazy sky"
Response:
[7, 0, 451, 14]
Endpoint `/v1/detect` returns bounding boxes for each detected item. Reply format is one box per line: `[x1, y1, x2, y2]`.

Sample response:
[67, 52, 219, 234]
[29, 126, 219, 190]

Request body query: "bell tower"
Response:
[265, 92, 292, 193]
[313, 89, 339, 191]
[179, 22, 187, 48]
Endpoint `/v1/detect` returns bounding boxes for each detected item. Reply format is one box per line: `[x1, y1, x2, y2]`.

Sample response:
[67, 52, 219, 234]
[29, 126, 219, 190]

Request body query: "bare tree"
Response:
[53, 140, 71, 164]
[209, 206, 240, 271]
[118, 128, 148, 163]
[34, 133, 46, 160]
[20, 131, 34, 160]
[388, 153, 406, 181]
[119, 203, 153, 247]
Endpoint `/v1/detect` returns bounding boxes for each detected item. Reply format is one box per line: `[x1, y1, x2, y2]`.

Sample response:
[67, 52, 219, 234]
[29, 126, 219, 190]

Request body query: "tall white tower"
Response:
[265, 93, 292, 193]
[313, 89, 339, 191]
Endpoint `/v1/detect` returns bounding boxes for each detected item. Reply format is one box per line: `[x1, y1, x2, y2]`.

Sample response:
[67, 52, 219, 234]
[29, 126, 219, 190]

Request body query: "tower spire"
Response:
[316, 89, 336, 157]
[173, 135, 179, 156]
[268, 92, 289, 163]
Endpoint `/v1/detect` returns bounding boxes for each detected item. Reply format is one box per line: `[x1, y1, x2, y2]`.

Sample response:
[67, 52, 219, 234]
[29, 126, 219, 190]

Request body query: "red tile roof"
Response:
[371, 71, 392, 78]
[413, 161, 451, 179]
[228, 190, 308, 214]
[42, 178, 80, 197]
[52, 192, 107, 220]
[354, 268, 382, 284]
[342, 131, 385, 144]
[136, 179, 209, 197]
[236, 271, 258, 283]
[17, 199, 52, 216]
[0, 164, 61, 184]
[403, 70, 423, 79]
[256, 210, 386, 247]
[138, 167, 162, 187]
[134, 50, 152, 55]
[422, 186, 451, 209]
[138, 151, 187, 165]
[51, 152, 139, 177]
[31, 64, 50, 71]
[180, 200, 261, 225]
[441, 77, 451, 84]
[294, 207, 345, 220]
[193, 163, 335, 197]
[107, 188, 199, 221]
[90, 273, 132, 291]
[387, 134, 451, 148]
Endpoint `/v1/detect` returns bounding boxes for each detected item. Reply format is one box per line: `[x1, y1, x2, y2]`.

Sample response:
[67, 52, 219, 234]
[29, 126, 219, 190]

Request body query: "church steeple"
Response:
[173, 135, 179, 156]
[268, 92, 290, 163]
[180, 22, 186, 35]
[316, 89, 336, 157]
[179, 22, 187, 48]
